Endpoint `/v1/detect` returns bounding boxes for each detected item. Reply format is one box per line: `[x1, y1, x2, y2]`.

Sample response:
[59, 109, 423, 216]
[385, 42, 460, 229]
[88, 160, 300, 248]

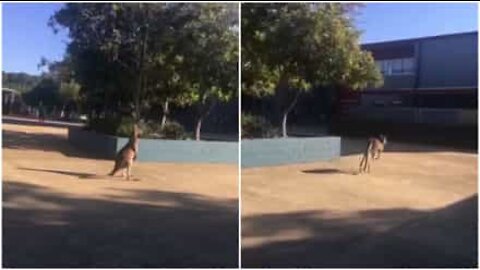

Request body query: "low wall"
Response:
[68, 127, 238, 164]
[241, 137, 341, 168]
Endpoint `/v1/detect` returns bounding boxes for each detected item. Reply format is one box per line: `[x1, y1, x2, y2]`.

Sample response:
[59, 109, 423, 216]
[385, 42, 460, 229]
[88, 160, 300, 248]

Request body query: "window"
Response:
[373, 100, 386, 107]
[391, 59, 403, 74]
[375, 58, 415, 76]
[402, 58, 414, 73]
[392, 100, 403, 106]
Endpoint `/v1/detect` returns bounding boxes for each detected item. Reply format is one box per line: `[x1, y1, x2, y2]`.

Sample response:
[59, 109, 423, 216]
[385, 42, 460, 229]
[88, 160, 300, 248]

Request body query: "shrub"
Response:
[86, 116, 136, 137]
[86, 117, 118, 136]
[116, 117, 137, 137]
[241, 113, 279, 139]
[159, 121, 186, 140]
[138, 120, 187, 140]
[86, 116, 188, 140]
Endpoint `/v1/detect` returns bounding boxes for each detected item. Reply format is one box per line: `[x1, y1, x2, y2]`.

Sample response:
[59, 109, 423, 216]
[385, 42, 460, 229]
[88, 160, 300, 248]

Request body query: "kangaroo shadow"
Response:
[302, 168, 357, 175]
[17, 167, 99, 179]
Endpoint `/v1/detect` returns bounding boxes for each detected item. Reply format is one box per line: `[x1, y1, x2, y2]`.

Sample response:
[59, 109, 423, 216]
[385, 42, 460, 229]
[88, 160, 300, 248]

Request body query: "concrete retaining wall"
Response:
[241, 137, 341, 168]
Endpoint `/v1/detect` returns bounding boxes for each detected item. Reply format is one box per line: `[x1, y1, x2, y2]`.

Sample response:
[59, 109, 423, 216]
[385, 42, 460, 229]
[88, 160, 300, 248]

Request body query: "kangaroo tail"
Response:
[108, 161, 120, 176]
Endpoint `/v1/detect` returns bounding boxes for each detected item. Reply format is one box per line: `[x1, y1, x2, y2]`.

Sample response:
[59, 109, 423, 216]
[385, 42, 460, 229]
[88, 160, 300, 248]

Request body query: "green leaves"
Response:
[51, 3, 238, 126]
[174, 3, 238, 106]
[242, 3, 383, 96]
[59, 80, 81, 103]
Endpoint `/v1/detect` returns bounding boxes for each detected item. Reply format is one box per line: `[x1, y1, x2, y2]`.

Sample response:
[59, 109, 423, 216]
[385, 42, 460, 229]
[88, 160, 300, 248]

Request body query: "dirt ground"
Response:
[2, 122, 238, 268]
[242, 138, 478, 268]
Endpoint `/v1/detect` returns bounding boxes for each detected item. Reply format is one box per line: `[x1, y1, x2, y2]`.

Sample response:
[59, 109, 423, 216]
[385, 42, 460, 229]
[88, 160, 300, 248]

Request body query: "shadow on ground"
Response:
[242, 195, 478, 268]
[3, 181, 238, 267]
[3, 117, 84, 129]
[302, 168, 357, 175]
[340, 137, 477, 157]
[18, 167, 98, 179]
[2, 129, 106, 160]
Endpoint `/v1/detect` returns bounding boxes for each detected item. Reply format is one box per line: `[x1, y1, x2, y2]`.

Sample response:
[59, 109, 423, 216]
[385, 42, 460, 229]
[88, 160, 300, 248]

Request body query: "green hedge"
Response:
[86, 116, 187, 140]
[241, 113, 279, 139]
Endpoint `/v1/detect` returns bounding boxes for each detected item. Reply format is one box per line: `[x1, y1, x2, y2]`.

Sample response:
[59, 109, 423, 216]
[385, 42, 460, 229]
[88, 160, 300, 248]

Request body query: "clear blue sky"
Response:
[2, 3, 479, 75]
[2, 3, 67, 75]
[356, 3, 478, 43]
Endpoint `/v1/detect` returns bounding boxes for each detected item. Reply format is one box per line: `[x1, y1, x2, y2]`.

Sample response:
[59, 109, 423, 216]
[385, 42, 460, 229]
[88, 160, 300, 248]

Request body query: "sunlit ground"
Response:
[3, 122, 238, 268]
[242, 138, 477, 268]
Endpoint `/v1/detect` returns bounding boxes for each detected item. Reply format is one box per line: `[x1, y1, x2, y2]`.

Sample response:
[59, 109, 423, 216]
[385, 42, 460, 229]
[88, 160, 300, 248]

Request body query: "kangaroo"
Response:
[108, 124, 141, 180]
[359, 134, 387, 174]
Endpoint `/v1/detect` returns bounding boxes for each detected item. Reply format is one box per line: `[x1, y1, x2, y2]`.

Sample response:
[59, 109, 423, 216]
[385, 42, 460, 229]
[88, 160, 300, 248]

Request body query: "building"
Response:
[338, 31, 478, 127]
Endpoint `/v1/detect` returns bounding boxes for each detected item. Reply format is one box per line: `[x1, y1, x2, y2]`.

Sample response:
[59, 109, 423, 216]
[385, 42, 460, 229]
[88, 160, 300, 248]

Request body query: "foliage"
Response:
[2, 72, 42, 93]
[50, 3, 238, 140]
[159, 121, 187, 140]
[22, 78, 61, 109]
[86, 116, 136, 137]
[242, 3, 382, 96]
[241, 3, 383, 137]
[59, 80, 81, 104]
[241, 113, 279, 139]
[169, 3, 239, 140]
[86, 116, 188, 140]
[136, 120, 187, 140]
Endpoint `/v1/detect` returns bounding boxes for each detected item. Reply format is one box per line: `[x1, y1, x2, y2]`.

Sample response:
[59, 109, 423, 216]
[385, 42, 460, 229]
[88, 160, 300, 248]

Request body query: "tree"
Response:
[242, 3, 382, 137]
[50, 3, 170, 122]
[2, 72, 41, 93]
[50, 3, 238, 140]
[59, 80, 81, 118]
[174, 3, 238, 140]
[23, 77, 61, 111]
[141, 3, 193, 128]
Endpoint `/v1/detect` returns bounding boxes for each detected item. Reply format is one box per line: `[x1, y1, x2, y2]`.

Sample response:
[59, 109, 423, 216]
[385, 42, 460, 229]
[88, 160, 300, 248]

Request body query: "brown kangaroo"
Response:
[108, 124, 141, 180]
[359, 134, 387, 174]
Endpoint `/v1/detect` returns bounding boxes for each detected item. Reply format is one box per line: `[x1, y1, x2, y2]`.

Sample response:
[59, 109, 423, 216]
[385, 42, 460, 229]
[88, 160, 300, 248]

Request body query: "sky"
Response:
[356, 3, 478, 43]
[1, 2, 479, 75]
[2, 3, 67, 75]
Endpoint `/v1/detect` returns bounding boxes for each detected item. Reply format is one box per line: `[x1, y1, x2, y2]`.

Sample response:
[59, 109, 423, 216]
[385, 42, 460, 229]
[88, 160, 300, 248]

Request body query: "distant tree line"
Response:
[2, 72, 42, 93]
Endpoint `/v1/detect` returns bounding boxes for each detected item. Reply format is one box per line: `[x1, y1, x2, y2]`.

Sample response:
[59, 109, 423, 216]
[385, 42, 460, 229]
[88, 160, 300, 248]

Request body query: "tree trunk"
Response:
[281, 91, 301, 138]
[194, 99, 217, 141]
[61, 103, 66, 119]
[161, 99, 169, 128]
[282, 112, 288, 138]
[195, 116, 203, 141]
[135, 7, 149, 123]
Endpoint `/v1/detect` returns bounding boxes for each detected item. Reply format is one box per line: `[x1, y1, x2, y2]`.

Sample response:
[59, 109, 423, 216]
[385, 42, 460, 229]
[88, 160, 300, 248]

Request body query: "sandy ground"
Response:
[242, 138, 478, 268]
[2, 122, 238, 268]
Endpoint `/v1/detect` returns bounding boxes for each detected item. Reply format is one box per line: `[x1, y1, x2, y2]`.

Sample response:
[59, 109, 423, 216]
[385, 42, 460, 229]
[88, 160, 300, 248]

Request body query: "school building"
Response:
[338, 31, 478, 127]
